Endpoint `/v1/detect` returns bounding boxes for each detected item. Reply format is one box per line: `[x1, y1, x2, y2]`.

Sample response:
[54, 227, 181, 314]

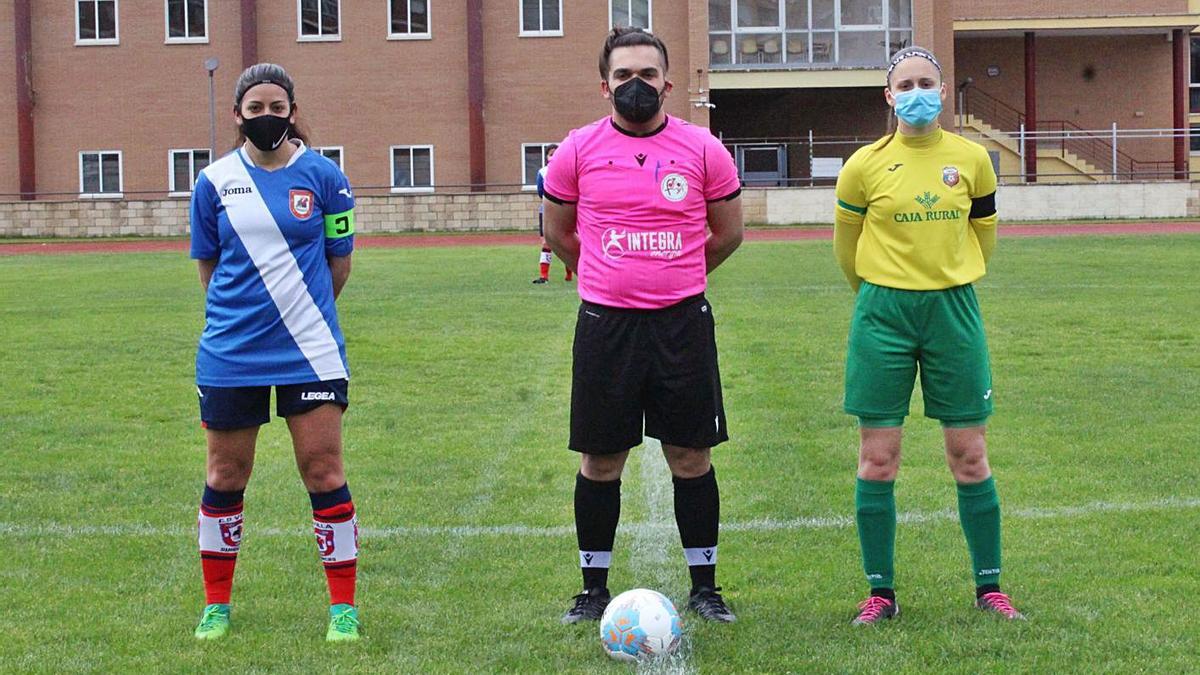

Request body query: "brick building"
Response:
[2, 1, 1198, 201]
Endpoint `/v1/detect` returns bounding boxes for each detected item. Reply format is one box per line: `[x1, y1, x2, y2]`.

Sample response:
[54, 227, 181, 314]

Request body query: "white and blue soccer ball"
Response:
[599, 588, 683, 662]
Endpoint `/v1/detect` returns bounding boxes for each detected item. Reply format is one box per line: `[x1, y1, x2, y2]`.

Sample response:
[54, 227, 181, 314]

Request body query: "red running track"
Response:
[2, 222, 1198, 256]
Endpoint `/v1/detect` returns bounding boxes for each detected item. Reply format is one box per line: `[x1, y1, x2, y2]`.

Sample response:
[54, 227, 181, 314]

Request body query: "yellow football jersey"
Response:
[833, 128, 998, 291]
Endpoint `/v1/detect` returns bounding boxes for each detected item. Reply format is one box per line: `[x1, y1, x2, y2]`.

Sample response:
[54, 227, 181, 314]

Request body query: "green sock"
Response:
[957, 476, 1002, 587]
[855, 478, 896, 590]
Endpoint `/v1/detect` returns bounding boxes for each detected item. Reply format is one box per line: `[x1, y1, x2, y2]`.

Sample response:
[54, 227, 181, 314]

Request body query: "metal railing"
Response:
[962, 85, 1188, 180]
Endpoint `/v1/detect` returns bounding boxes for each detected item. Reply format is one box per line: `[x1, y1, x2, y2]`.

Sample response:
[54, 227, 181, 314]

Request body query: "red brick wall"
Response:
[0, 7, 17, 197]
[29, 0, 244, 197]
[954, 0, 1191, 19]
[955, 34, 1174, 162]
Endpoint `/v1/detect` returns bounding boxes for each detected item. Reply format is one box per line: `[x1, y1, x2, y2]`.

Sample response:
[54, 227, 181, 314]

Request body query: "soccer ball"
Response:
[599, 588, 683, 662]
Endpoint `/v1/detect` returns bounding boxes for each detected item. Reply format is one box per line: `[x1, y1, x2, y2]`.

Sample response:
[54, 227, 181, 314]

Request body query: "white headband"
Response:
[887, 50, 942, 77]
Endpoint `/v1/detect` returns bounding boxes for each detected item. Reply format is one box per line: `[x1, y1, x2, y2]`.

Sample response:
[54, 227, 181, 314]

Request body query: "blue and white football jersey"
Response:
[536, 165, 547, 214]
[190, 142, 356, 387]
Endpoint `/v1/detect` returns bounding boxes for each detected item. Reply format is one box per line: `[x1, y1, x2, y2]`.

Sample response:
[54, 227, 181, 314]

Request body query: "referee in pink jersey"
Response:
[544, 27, 744, 625]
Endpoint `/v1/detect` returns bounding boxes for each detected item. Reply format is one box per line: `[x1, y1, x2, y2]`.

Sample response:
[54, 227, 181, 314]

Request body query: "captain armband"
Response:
[969, 192, 997, 219]
[324, 209, 355, 239]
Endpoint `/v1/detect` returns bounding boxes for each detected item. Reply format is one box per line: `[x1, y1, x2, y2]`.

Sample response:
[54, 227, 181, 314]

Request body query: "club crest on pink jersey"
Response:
[314, 523, 336, 557]
[660, 173, 688, 202]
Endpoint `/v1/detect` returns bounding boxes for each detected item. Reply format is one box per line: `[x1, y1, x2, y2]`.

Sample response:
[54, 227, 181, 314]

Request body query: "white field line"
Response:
[2, 496, 1198, 540]
[628, 437, 696, 675]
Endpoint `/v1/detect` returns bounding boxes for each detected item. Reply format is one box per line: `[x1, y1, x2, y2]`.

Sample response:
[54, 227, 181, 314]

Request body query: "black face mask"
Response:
[241, 114, 291, 152]
[613, 78, 664, 124]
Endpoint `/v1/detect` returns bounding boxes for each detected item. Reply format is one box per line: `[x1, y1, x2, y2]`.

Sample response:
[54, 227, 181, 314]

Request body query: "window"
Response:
[169, 149, 210, 194]
[390, 0, 430, 38]
[77, 0, 119, 45]
[391, 146, 434, 192]
[708, 0, 911, 68]
[520, 0, 562, 36]
[1191, 37, 1200, 113]
[610, 0, 651, 30]
[299, 0, 340, 40]
[80, 151, 122, 197]
[521, 143, 557, 188]
[1191, 125, 1200, 154]
[166, 0, 206, 42]
[315, 146, 344, 170]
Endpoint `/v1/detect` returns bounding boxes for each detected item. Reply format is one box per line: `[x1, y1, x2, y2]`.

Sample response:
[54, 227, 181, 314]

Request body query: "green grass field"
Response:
[1, 234, 1197, 673]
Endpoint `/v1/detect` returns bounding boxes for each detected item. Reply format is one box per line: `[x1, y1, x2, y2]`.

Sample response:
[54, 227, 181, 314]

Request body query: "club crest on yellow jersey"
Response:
[943, 166, 960, 187]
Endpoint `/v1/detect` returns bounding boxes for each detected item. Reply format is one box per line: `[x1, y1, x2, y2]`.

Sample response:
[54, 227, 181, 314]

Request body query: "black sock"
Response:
[574, 472, 620, 591]
[870, 587, 896, 601]
[976, 583, 1001, 598]
[673, 466, 719, 591]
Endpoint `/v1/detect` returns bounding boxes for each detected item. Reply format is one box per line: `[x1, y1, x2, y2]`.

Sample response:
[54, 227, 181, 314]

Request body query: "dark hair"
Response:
[875, 46, 941, 151]
[546, 143, 559, 155]
[232, 63, 310, 147]
[598, 27, 669, 80]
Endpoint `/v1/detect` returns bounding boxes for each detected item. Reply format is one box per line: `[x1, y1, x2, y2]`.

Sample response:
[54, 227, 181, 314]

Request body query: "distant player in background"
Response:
[534, 145, 574, 284]
[189, 63, 362, 642]
[544, 27, 743, 625]
[833, 46, 1022, 626]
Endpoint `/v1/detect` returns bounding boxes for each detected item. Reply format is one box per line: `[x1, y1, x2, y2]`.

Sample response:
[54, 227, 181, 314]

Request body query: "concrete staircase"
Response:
[961, 114, 1109, 183]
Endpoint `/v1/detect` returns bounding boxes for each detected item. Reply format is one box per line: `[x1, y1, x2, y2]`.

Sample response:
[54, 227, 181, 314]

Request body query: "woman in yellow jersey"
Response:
[833, 47, 1024, 625]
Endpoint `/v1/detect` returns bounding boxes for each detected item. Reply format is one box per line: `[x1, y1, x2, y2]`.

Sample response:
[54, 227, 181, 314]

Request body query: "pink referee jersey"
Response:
[543, 115, 741, 309]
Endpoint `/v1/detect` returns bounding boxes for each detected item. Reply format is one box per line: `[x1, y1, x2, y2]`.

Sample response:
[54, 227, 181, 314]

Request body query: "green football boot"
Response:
[326, 603, 361, 642]
[194, 603, 231, 640]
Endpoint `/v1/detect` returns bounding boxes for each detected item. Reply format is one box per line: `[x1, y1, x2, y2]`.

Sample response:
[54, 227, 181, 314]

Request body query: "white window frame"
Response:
[608, 0, 651, 30]
[388, 0, 432, 40]
[1190, 124, 1200, 156]
[1191, 37, 1200, 115]
[79, 151, 124, 199]
[297, 0, 342, 42]
[75, 0, 120, 46]
[168, 148, 210, 196]
[314, 146, 345, 171]
[164, 0, 208, 44]
[519, 0, 563, 37]
[390, 145, 435, 193]
[711, 0, 911, 67]
[520, 142, 557, 190]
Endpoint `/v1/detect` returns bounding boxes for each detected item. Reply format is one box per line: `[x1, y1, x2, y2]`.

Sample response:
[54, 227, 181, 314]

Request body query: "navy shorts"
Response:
[197, 379, 349, 431]
[570, 294, 728, 454]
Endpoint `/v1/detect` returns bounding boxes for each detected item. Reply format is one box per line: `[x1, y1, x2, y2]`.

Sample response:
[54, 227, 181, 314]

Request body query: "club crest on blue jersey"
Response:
[290, 189, 315, 219]
[942, 166, 960, 187]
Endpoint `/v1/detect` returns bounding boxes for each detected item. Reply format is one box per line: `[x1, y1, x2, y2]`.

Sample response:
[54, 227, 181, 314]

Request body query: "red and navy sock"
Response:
[198, 485, 244, 605]
[310, 483, 358, 606]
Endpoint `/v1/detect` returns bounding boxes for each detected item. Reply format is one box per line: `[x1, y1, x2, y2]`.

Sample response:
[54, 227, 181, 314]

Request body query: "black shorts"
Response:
[570, 294, 728, 454]
[197, 379, 349, 431]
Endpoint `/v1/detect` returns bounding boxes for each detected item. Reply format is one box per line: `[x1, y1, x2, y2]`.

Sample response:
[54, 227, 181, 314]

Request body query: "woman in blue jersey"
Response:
[188, 63, 361, 642]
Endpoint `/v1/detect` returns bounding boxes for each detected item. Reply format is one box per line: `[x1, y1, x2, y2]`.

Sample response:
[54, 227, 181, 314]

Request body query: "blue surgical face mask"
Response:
[892, 87, 943, 128]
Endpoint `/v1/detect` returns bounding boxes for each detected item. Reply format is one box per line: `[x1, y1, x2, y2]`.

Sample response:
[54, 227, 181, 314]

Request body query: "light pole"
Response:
[204, 57, 219, 160]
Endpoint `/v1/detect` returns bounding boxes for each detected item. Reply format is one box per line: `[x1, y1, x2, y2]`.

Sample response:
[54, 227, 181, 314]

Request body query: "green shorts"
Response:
[844, 281, 993, 426]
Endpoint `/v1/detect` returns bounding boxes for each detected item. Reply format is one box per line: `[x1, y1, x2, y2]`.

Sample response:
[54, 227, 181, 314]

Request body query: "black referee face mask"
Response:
[613, 78, 664, 124]
[240, 113, 291, 152]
